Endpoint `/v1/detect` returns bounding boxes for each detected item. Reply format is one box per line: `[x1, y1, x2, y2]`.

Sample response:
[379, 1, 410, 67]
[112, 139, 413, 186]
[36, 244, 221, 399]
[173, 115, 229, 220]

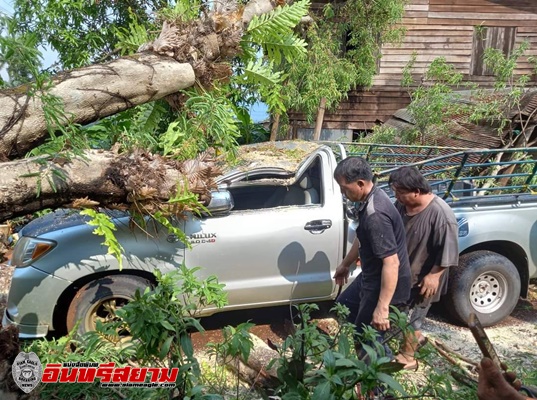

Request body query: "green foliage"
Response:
[245, 0, 309, 66]
[284, 23, 360, 123]
[236, 59, 284, 86]
[158, 0, 202, 22]
[24, 268, 227, 399]
[205, 322, 255, 397]
[358, 125, 398, 145]
[235, 0, 310, 114]
[116, 101, 168, 153]
[116, 267, 226, 397]
[402, 55, 469, 144]
[262, 304, 410, 399]
[278, 0, 406, 126]
[80, 209, 125, 270]
[483, 41, 530, 90]
[30, 90, 89, 157]
[401, 41, 537, 149]
[234, 105, 269, 144]
[160, 89, 241, 161]
[0, 14, 42, 87]
[468, 41, 534, 140]
[114, 14, 150, 56]
[11, 0, 163, 69]
[341, 0, 407, 87]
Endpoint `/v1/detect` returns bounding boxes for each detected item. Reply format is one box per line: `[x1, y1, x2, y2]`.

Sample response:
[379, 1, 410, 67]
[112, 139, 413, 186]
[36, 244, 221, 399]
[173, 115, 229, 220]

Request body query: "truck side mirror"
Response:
[204, 190, 234, 216]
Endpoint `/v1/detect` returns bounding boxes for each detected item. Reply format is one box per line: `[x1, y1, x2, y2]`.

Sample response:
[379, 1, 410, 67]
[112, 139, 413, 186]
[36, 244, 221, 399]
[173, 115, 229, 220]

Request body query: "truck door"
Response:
[183, 152, 344, 311]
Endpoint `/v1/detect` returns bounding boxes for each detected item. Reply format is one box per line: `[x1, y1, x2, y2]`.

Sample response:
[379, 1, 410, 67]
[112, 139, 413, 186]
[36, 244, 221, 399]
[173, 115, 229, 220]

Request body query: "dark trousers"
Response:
[336, 274, 406, 360]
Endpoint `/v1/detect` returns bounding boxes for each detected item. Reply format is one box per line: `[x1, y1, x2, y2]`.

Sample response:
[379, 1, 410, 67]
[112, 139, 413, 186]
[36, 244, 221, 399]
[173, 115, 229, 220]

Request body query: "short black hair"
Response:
[334, 156, 373, 183]
[388, 166, 432, 194]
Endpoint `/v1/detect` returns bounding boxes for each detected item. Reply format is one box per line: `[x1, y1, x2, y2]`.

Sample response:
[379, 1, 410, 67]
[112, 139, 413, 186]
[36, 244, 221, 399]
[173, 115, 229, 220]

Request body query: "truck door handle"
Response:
[304, 219, 332, 234]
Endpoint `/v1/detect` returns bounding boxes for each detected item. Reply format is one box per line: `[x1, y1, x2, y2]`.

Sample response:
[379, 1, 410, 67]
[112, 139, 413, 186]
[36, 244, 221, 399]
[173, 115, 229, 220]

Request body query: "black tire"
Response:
[445, 250, 521, 327]
[66, 275, 151, 335]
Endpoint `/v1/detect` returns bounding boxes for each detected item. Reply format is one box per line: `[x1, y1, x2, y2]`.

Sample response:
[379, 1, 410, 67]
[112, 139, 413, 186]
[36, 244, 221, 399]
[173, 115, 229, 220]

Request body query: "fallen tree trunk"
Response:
[224, 334, 280, 389]
[0, 0, 282, 219]
[0, 56, 195, 160]
[0, 149, 220, 221]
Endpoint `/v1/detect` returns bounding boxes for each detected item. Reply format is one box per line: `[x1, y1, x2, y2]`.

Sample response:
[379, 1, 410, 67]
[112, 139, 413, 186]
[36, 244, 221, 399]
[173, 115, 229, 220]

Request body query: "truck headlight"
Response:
[10, 237, 56, 267]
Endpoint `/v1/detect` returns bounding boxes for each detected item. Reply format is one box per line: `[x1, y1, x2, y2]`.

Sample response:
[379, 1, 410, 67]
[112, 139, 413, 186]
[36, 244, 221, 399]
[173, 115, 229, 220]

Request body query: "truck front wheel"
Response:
[445, 250, 521, 327]
[66, 275, 152, 336]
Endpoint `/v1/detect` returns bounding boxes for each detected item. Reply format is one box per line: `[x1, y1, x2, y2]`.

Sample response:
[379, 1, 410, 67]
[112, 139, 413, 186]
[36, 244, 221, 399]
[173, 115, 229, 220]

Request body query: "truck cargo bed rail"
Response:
[323, 141, 537, 200]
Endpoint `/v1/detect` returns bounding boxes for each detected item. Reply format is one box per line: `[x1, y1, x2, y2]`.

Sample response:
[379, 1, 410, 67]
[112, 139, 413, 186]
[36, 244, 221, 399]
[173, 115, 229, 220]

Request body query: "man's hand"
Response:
[419, 266, 446, 298]
[477, 358, 527, 400]
[371, 304, 390, 331]
[419, 272, 441, 298]
[333, 263, 350, 286]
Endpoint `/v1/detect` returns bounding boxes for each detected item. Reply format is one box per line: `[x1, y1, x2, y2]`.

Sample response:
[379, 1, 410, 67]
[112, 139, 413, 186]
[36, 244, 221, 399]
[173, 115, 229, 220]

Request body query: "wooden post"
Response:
[313, 97, 327, 141]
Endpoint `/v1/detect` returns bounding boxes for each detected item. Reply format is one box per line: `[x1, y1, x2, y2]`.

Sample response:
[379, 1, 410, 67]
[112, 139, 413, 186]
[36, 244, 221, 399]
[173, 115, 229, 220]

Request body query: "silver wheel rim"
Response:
[469, 271, 508, 313]
[85, 296, 130, 334]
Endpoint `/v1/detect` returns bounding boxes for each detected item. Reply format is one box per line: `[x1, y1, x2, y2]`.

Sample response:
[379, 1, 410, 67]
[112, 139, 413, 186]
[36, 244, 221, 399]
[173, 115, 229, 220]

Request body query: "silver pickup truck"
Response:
[3, 141, 537, 338]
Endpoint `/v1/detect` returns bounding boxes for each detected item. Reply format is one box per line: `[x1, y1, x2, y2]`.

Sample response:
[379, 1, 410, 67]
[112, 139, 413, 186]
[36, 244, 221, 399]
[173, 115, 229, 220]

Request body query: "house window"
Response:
[470, 26, 517, 76]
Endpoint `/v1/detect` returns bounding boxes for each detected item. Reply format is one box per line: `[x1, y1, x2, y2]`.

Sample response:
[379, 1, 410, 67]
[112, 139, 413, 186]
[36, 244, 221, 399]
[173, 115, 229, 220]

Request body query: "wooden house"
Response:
[291, 0, 537, 141]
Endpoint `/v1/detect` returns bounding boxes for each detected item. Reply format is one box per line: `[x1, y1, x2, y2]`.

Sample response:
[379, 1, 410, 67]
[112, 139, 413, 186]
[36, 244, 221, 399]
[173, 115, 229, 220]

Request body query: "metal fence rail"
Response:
[323, 141, 537, 200]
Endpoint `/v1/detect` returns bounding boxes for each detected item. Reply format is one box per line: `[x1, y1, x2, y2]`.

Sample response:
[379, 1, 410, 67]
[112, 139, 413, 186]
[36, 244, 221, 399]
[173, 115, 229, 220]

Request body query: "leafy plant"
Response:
[24, 267, 228, 399]
[115, 267, 227, 398]
[80, 208, 125, 270]
[205, 322, 255, 398]
[244, 0, 309, 66]
[402, 55, 469, 144]
[261, 304, 408, 399]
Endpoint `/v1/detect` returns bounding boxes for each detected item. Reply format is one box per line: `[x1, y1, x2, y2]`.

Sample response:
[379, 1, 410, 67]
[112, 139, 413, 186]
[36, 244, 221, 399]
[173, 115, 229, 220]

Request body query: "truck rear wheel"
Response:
[445, 250, 521, 327]
[66, 275, 152, 336]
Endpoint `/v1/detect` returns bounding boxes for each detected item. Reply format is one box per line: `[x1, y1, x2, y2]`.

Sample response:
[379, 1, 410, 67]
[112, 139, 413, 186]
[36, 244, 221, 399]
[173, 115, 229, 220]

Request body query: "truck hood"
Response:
[20, 209, 128, 237]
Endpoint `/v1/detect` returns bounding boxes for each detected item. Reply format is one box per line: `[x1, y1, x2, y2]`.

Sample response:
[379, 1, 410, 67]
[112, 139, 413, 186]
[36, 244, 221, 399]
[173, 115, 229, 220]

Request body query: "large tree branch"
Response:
[0, 149, 220, 221]
[0, 55, 195, 159]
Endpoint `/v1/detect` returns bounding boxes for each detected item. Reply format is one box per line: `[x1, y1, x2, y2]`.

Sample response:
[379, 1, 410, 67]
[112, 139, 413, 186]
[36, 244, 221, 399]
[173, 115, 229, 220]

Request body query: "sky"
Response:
[0, 0, 268, 122]
[0, 0, 11, 15]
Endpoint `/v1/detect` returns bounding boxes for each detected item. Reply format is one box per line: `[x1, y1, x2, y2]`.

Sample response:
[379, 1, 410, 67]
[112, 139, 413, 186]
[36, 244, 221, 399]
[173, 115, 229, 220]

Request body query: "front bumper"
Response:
[4, 265, 71, 338]
[2, 310, 49, 338]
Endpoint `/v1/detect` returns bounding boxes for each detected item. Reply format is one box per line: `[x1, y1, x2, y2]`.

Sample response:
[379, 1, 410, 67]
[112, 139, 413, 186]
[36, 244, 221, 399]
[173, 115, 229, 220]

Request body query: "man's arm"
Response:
[371, 253, 399, 331]
[333, 237, 360, 286]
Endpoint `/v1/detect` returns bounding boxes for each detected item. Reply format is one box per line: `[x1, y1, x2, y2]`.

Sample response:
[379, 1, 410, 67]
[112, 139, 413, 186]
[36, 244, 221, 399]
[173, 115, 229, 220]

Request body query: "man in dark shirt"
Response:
[389, 166, 459, 370]
[333, 157, 411, 353]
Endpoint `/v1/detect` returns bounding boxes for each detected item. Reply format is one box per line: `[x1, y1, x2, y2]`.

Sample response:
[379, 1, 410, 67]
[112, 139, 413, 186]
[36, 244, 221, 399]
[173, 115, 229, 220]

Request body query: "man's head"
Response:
[388, 166, 432, 206]
[334, 157, 374, 202]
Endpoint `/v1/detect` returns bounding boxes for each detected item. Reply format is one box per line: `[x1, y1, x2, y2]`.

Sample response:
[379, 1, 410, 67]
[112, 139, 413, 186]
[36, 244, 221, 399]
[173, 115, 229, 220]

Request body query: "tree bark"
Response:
[224, 333, 280, 389]
[269, 113, 280, 141]
[312, 97, 327, 141]
[0, 55, 195, 160]
[0, 150, 220, 221]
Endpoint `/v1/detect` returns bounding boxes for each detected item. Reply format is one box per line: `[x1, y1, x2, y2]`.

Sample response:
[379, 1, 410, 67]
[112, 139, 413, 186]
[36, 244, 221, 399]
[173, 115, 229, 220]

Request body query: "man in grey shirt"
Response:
[389, 166, 459, 370]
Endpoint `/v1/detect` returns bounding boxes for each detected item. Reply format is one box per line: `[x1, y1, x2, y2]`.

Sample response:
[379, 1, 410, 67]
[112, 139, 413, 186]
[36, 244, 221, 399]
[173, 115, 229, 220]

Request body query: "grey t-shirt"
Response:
[395, 196, 459, 302]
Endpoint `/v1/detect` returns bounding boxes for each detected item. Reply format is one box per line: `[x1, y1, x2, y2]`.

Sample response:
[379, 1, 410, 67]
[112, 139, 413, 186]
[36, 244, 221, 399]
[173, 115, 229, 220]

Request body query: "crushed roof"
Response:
[218, 140, 322, 176]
